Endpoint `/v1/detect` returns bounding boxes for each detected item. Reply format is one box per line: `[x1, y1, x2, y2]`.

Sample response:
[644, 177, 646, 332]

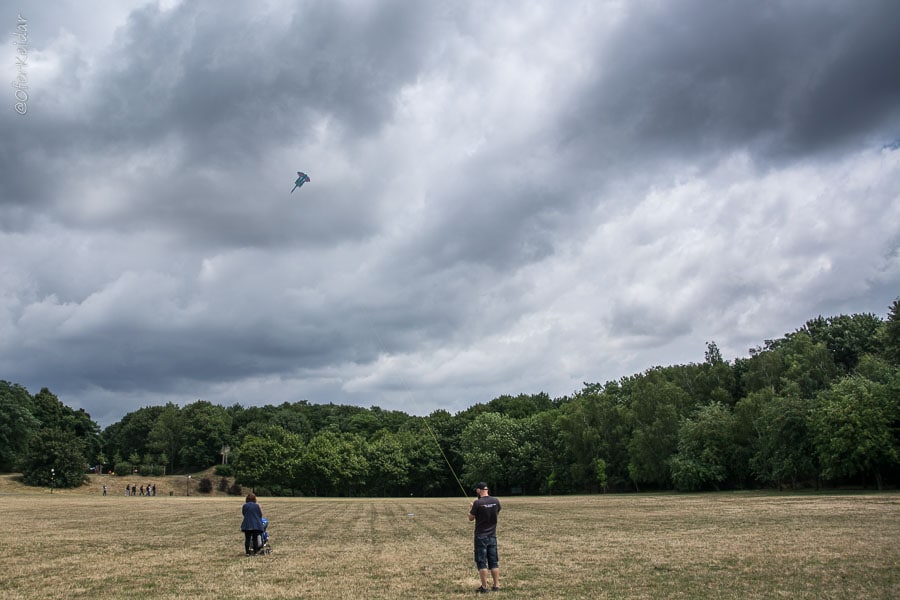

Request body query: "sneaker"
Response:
[491, 586, 501, 591]
[476, 586, 489, 594]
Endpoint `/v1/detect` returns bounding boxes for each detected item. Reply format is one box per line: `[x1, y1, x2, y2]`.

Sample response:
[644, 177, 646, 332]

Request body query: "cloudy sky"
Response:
[3, 0, 899, 426]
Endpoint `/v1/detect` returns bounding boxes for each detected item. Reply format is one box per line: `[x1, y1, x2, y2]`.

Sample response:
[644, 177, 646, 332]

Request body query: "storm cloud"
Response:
[2, 0, 898, 425]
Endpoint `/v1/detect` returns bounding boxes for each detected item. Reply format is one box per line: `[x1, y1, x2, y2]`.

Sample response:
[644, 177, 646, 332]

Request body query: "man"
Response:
[468, 482, 501, 593]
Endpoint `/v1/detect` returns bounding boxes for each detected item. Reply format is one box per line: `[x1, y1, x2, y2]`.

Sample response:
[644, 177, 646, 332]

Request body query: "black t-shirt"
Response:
[470, 495, 501, 536]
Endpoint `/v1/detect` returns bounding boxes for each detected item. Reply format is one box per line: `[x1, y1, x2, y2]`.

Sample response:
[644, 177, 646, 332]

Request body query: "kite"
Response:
[291, 171, 311, 193]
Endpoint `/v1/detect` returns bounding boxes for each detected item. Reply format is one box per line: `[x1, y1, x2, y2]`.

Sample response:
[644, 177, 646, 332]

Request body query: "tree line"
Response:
[2, 299, 898, 495]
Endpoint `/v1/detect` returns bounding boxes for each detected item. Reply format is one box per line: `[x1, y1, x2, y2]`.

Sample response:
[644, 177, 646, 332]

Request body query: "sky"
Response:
[2, 0, 899, 427]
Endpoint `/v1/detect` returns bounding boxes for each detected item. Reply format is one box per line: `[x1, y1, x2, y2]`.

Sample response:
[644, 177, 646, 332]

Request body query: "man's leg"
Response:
[474, 536, 490, 591]
[487, 537, 500, 589]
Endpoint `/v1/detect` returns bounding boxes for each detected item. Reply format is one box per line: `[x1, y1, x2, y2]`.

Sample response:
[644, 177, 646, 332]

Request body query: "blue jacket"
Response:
[241, 501, 264, 531]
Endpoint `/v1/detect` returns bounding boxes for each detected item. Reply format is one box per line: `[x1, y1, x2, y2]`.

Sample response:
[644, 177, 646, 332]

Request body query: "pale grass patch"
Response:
[0, 489, 896, 599]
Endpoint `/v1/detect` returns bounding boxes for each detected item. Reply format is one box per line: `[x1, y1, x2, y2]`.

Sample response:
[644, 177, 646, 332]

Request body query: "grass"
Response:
[1, 477, 897, 599]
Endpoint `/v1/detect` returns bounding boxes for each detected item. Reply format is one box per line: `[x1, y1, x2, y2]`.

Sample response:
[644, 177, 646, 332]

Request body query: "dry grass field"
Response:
[1, 476, 897, 599]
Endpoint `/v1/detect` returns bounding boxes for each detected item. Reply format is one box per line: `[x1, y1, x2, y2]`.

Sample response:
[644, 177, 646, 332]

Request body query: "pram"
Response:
[253, 517, 272, 555]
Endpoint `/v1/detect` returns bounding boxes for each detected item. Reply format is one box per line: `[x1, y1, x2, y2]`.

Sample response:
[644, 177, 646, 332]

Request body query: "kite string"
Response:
[367, 322, 470, 499]
[420, 411, 470, 499]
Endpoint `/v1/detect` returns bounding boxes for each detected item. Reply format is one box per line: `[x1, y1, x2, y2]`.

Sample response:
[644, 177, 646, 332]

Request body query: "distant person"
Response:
[468, 482, 501, 593]
[241, 493, 265, 556]
[102, 484, 107, 496]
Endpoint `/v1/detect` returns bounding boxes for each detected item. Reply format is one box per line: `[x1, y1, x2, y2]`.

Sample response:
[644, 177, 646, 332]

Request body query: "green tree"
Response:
[594, 457, 608, 492]
[301, 431, 368, 496]
[624, 376, 683, 490]
[669, 402, 736, 491]
[854, 355, 895, 383]
[148, 404, 186, 473]
[460, 412, 538, 494]
[484, 392, 556, 419]
[524, 410, 566, 494]
[366, 430, 410, 496]
[730, 387, 777, 488]
[0, 381, 38, 471]
[31, 388, 100, 462]
[785, 334, 840, 399]
[737, 345, 787, 396]
[233, 427, 301, 493]
[179, 400, 233, 471]
[739, 332, 839, 400]
[811, 375, 899, 489]
[103, 405, 165, 470]
[556, 383, 629, 492]
[879, 298, 900, 365]
[804, 313, 883, 373]
[417, 410, 466, 495]
[271, 402, 314, 438]
[128, 452, 141, 473]
[750, 394, 817, 489]
[400, 425, 451, 496]
[21, 427, 87, 488]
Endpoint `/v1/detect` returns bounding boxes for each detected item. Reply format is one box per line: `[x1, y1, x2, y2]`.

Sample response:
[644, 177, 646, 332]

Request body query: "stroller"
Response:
[253, 517, 272, 555]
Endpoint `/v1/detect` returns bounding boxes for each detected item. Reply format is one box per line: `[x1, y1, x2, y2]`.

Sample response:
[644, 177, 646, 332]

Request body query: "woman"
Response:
[241, 493, 265, 555]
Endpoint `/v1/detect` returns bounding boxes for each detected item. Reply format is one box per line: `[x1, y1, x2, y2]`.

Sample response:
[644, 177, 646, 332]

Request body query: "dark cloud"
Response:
[2, 1, 898, 426]
[562, 0, 900, 161]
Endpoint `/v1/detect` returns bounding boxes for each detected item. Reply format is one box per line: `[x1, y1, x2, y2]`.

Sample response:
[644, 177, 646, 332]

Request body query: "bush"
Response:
[228, 482, 243, 496]
[197, 477, 213, 494]
[218, 477, 230, 492]
[214, 464, 233, 477]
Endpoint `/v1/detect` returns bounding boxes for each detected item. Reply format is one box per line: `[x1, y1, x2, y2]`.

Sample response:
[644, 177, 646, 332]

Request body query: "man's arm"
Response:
[468, 500, 476, 521]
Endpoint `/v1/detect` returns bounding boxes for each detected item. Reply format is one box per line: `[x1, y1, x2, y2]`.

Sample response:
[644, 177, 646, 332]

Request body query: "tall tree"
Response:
[0, 381, 38, 471]
[400, 425, 452, 496]
[147, 404, 186, 473]
[484, 392, 556, 419]
[301, 431, 368, 496]
[179, 400, 233, 470]
[366, 430, 411, 496]
[460, 412, 537, 494]
[103, 405, 165, 469]
[803, 313, 883, 373]
[811, 375, 899, 489]
[749, 394, 818, 489]
[623, 375, 684, 489]
[21, 427, 87, 488]
[556, 383, 629, 492]
[233, 427, 301, 493]
[880, 298, 900, 366]
[670, 402, 736, 491]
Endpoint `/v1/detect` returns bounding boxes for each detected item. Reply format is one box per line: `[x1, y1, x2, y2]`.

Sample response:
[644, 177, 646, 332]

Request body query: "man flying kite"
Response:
[291, 171, 310, 193]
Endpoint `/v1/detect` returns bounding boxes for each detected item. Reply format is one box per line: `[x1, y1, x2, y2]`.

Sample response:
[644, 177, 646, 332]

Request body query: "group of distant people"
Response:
[240, 480, 503, 593]
[124, 483, 157, 496]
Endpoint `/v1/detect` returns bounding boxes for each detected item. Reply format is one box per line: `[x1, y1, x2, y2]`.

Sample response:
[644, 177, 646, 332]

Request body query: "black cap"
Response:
[474, 482, 489, 491]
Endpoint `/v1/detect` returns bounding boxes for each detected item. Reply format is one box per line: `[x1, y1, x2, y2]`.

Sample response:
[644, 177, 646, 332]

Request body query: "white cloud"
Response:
[2, 1, 898, 426]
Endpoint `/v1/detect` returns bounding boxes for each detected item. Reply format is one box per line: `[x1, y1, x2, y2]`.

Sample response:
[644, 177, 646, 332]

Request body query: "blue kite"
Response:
[291, 171, 310, 193]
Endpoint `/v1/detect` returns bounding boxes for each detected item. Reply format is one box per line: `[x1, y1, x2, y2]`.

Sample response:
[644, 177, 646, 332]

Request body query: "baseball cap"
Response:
[474, 482, 489, 491]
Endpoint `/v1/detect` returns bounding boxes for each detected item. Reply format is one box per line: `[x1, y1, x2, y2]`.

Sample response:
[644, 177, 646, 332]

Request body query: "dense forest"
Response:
[2, 300, 898, 496]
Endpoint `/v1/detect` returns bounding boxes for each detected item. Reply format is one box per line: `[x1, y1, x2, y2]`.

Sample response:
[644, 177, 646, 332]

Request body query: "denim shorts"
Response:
[473, 534, 499, 570]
